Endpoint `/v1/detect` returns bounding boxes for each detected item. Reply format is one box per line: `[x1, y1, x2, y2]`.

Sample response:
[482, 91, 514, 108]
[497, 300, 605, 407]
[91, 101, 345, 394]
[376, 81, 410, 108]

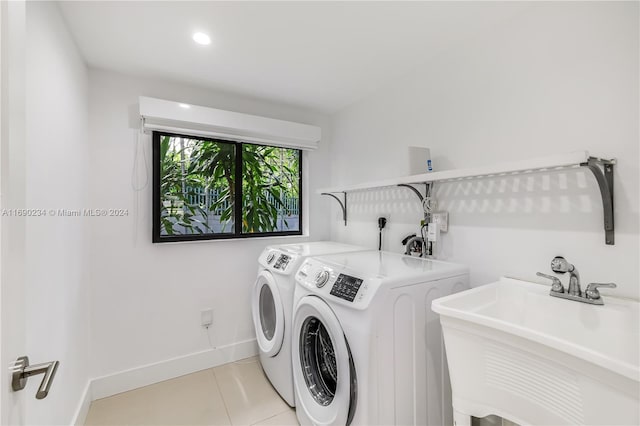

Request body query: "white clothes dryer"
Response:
[292, 250, 469, 425]
[252, 242, 365, 407]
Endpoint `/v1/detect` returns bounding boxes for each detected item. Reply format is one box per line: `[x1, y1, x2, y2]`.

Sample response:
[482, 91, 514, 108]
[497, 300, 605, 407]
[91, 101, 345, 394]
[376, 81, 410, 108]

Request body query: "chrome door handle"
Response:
[12, 356, 59, 399]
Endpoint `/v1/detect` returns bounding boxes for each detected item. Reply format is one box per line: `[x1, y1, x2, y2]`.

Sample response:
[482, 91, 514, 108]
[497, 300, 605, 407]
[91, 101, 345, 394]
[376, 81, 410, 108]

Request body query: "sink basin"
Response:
[432, 277, 640, 426]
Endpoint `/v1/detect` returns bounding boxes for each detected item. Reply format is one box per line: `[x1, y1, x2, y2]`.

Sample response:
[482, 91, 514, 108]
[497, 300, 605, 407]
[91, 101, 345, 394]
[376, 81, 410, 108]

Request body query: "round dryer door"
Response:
[292, 296, 357, 426]
[252, 271, 284, 357]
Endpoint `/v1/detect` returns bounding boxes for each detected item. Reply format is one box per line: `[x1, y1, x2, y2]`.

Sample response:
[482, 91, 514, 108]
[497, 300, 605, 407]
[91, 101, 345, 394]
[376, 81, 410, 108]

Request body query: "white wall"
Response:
[87, 69, 331, 379]
[24, 2, 90, 424]
[1, 1, 27, 424]
[330, 2, 639, 299]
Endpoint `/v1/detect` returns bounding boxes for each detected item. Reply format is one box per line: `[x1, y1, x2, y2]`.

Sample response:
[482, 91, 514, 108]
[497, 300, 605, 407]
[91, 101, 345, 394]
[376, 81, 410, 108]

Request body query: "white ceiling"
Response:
[58, 1, 525, 113]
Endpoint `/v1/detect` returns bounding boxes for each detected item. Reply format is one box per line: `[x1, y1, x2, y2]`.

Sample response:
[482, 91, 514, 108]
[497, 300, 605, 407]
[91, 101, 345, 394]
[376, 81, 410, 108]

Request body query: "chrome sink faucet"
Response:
[537, 256, 616, 305]
[550, 256, 581, 296]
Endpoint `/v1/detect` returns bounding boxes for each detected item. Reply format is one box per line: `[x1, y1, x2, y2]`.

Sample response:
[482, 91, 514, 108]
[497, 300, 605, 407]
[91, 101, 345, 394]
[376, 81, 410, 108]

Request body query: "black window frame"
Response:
[152, 130, 303, 243]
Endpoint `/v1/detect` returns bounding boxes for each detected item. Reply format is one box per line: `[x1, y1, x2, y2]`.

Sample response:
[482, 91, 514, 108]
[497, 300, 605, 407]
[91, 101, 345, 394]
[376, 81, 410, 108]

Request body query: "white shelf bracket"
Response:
[321, 192, 347, 226]
[581, 157, 615, 245]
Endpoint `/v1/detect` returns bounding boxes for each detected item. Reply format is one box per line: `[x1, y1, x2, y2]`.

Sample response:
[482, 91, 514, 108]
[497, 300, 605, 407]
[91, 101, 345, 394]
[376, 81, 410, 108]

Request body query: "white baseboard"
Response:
[71, 381, 92, 426]
[90, 339, 258, 401]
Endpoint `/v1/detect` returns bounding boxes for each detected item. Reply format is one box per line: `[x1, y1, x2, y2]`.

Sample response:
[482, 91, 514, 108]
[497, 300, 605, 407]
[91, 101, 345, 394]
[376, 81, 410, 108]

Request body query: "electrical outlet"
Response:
[377, 216, 387, 229]
[201, 309, 213, 327]
[432, 211, 449, 232]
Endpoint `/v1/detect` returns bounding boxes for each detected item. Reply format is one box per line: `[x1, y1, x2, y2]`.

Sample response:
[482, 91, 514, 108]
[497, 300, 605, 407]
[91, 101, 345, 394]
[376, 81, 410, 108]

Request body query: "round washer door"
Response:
[292, 296, 356, 426]
[252, 271, 285, 357]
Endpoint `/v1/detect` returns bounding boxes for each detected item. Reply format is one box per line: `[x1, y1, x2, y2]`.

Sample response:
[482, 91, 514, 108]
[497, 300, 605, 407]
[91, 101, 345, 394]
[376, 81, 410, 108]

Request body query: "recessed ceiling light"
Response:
[192, 32, 211, 46]
[178, 103, 191, 109]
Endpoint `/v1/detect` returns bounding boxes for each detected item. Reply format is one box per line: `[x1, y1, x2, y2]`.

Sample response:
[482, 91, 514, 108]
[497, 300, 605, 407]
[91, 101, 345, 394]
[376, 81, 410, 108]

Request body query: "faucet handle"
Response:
[585, 283, 617, 301]
[537, 272, 564, 293]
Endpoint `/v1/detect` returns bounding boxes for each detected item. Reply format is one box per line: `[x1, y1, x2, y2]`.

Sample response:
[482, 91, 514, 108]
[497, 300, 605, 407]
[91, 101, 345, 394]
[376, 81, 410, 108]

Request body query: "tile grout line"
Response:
[250, 406, 295, 426]
[211, 358, 293, 425]
[210, 367, 234, 425]
[251, 405, 297, 426]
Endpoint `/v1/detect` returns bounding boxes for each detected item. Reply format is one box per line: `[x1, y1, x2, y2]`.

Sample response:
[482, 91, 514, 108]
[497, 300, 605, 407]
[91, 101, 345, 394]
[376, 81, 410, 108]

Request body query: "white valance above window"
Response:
[139, 96, 321, 150]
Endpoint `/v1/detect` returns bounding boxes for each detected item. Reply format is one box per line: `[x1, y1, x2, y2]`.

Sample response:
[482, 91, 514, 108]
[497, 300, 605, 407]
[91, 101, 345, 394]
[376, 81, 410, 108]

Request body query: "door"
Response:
[292, 296, 357, 426]
[252, 271, 285, 356]
[0, 0, 27, 424]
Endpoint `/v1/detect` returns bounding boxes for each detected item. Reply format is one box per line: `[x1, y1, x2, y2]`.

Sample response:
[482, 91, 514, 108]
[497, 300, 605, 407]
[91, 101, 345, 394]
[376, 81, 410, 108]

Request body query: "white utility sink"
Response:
[432, 277, 639, 426]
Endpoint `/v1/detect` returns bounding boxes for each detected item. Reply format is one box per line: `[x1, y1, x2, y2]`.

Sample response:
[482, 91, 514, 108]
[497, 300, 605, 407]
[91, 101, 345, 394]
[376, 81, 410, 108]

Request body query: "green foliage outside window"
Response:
[156, 133, 301, 240]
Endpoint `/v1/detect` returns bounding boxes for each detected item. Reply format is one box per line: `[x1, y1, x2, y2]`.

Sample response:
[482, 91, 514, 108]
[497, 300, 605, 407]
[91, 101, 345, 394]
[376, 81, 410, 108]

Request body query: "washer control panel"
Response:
[330, 274, 363, 302]
[296, 259, 378, 309]
[314, 270, 330, 288]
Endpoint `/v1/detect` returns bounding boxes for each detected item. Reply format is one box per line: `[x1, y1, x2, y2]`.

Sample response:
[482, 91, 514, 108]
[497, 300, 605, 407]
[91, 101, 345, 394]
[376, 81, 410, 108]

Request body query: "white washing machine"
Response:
[292, 250, 469, 425]
[252, 242, 365, 407]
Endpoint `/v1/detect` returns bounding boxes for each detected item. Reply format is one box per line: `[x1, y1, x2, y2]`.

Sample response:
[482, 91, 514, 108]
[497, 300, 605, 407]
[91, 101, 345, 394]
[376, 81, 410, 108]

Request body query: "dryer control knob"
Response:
[266, 253, 275, 264]
[315, 270, 330, 288]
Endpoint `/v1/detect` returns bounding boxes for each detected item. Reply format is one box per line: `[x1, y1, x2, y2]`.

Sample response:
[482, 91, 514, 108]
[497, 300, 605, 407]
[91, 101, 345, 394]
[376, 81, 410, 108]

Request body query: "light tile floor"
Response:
[85, 357, 298, 426]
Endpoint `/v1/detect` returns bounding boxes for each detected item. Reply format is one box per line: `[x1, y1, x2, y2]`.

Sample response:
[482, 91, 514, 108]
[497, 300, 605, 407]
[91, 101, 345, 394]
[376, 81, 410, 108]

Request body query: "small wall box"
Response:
[408, 146, 432, 175]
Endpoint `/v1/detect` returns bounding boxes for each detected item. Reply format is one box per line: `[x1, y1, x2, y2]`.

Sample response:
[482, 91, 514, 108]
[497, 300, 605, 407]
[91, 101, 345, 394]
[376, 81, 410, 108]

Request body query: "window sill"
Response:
[153, 233, 310, 245]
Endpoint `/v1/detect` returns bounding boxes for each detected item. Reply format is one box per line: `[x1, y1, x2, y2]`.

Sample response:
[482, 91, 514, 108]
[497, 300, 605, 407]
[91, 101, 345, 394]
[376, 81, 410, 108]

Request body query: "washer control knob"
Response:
[266, 252, 275, 264]
[315, 270, 330, 288]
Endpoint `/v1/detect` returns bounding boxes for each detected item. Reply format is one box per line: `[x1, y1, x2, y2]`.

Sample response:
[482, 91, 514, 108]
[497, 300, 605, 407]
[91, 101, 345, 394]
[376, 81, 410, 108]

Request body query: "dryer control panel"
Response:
[259, 249, 296, 274]
[273, 254, 291, 271]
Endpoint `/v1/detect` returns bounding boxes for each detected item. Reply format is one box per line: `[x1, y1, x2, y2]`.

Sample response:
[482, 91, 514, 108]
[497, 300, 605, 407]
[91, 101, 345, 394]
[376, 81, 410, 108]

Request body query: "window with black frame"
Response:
[153, 131, 302, 242]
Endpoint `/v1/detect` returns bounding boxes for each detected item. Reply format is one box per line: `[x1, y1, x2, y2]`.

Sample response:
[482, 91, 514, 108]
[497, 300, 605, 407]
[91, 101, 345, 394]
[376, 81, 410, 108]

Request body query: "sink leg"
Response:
[453, 409, 471, 426]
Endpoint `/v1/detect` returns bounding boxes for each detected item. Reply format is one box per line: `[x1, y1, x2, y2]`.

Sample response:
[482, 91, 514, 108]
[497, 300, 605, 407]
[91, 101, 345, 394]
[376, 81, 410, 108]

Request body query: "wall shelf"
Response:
[319, 151, 616, 245]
